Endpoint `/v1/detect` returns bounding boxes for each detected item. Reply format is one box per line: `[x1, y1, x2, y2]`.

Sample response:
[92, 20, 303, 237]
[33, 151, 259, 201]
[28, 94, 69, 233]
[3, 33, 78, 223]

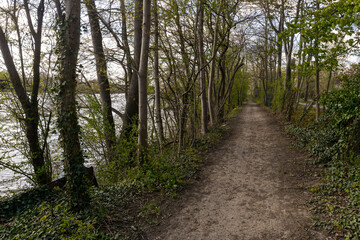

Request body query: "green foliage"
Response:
[0, 71, 9, 90]
[0, 98, 236, 239]
[0, 191, 105, 240]
[289, 64, 360, 238]
[288, 65, 360, 163]
[311, 161, 360, 239]
[99, 122, 227, 194]
[0, 187, 55, 220]
[231, 70, 249, 107]
[271, 78, 285, 112]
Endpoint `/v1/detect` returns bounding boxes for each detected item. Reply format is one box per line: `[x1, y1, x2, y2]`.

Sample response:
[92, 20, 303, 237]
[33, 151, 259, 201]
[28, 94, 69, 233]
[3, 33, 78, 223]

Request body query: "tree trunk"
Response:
[57, 0, 89, 211]
[198, 0, 208, 134]
[218, 60, 226, 122]
[85, 0, 116, 163]
[120, 0, 132, 98]
[122, 0, 143, 142]
[326, 69, 332, 93]
[153, 0, 165, 144]
[138, 0, 152, 162]
[208, 16, 219, 126]
[172, 0, 192, 149]
[315, 0, 320, 120]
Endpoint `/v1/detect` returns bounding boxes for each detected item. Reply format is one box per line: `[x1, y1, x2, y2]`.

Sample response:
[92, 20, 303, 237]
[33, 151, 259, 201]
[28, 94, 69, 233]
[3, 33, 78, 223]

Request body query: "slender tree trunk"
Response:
[296, 34, 304, 107]
[304, 76, 309, 102]
[57, 0, 89, 211]
[218, 60, 226, 121]
[198, 0, 208, 134]
[326, 69, 332, 93]
[153, 0, 165, 144]
[122, 0, 143, 142]
[85, 0, 116, 163]
[120, 0, 132, 98]
[172, 0, 191, 148]
[315, 0, 320, 120]
[12, 2, 26, 88]
[138, 0, 152, 162]
[264, 18, 270, 106]
[277, 39, 282, 80]
[315, 56, 320, 119]
[208, 17, 218, 126]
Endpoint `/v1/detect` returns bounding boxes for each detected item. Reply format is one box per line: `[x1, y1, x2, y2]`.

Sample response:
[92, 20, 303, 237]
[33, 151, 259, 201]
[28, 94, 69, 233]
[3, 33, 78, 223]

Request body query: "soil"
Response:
[145, 101, 330, 240]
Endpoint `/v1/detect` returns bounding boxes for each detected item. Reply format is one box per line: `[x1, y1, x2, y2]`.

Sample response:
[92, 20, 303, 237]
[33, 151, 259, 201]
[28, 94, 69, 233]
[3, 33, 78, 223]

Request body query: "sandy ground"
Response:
[145, 102, 329, 240]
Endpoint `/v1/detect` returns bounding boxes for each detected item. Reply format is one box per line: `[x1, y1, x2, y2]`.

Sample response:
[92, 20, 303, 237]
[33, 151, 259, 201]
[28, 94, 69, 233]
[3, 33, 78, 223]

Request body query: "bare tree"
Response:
[153, 0, 165, 143]
[198, 0, 208, 134]
[0, 0, 51, 185]
[138, 0, 152, 162]
[85, 0, 116, 163]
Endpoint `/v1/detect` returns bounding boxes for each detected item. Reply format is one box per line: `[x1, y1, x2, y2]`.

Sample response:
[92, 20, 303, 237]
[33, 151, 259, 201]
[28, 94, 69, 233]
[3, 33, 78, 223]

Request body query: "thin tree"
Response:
[198, 0, 208, 134]
[85, 0, 116, 163]
[138, 0, 152, 162]
[153, 0, 165, 143]
[0, 0, 51, 185]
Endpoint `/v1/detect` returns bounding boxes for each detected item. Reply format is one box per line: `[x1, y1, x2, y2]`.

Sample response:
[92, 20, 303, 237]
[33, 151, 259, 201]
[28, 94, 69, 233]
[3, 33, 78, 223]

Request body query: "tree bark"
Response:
[57, 0, 89, 211]
[153, 0, 165, 144]
[208, 16, 219, 126]
[171, 0, 192, 149]
[138, 0, 152, 162]
[120, 0, 132, 98]
[122, 0, 143, 142]
[198, 0, 208, 134]
[315, 0, 320, 120]
[85, 0, 116, 163]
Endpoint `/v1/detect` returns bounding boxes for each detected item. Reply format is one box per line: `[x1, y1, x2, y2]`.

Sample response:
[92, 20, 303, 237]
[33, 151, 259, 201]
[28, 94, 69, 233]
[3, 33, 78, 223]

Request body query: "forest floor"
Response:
[145, 101, 331, 240]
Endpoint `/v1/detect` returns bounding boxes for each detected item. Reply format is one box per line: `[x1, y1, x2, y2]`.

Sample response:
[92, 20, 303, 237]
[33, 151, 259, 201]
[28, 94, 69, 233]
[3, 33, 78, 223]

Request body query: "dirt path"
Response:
[146, 102, 328, 240]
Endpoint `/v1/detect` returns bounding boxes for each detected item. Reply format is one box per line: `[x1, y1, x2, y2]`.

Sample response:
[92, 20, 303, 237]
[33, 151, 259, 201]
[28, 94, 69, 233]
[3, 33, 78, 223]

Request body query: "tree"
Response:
[197, 0, 208, 134]
[0, 0, 51, 185]
[138, 0, 152, 161]
[55, 0, 90, 210]
[85, 0, 116, 163]
[153, 0, 165, 143]
[121, 0, 143, 143]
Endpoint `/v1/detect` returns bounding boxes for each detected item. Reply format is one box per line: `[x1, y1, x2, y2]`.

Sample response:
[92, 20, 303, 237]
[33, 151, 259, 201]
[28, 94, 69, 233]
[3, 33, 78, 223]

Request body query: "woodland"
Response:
[0, 0, 359, 239]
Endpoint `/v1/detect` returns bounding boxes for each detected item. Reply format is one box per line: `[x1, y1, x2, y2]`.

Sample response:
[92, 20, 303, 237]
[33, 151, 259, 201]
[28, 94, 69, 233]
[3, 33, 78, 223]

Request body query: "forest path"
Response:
[146, 101, 327, 240]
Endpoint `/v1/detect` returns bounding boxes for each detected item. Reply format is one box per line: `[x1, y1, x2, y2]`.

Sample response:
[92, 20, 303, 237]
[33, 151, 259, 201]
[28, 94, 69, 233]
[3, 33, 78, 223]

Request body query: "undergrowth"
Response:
[0, 107, 236, 239]
[287, 65, 360, 239]
[310, 160, 360, 239]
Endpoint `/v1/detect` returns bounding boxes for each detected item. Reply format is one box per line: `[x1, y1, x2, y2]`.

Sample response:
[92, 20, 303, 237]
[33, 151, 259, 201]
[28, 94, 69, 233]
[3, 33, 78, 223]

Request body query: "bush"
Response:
[289, 65, 360, 164]
[289, 64, 360, 238]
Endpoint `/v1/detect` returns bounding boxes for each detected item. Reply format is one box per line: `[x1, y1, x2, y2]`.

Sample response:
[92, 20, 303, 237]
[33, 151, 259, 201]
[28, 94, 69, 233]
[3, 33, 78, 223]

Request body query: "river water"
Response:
[0, 93, 126, 195]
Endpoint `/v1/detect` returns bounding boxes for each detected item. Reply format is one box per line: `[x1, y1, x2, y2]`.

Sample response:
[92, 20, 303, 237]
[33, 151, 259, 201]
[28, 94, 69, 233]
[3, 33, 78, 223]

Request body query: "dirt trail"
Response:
[146, 102, 328, 240]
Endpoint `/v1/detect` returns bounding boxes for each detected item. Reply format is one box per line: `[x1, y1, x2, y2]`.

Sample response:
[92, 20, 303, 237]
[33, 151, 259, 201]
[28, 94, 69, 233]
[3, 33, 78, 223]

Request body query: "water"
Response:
[0, 93, 126, 195]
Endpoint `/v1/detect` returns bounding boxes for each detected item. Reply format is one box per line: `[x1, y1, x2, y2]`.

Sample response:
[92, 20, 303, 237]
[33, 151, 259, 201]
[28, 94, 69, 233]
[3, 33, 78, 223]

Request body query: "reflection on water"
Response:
[0, 93, 126, 195]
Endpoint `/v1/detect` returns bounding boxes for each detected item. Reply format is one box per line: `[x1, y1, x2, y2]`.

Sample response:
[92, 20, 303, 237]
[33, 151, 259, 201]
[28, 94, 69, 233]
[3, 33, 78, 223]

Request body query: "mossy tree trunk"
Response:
[56, 0, 90, 211]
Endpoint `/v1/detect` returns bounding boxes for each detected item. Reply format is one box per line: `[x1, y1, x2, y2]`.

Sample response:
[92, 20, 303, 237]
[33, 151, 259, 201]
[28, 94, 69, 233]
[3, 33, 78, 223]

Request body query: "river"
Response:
[0, 93, 126, 195]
